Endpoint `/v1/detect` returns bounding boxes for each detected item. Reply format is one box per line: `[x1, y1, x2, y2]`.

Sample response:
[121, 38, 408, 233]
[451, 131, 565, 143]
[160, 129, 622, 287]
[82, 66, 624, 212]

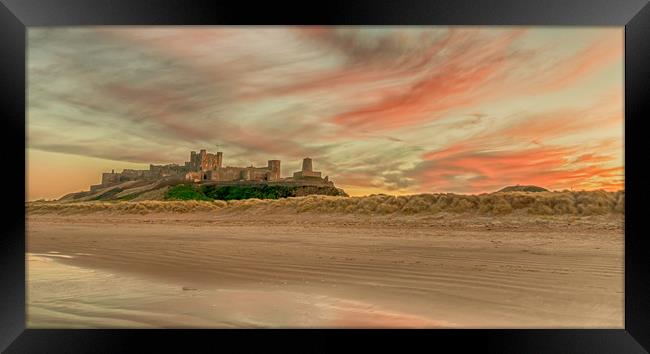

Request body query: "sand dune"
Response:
[29, 190, 624, 216]
[27, 206, 623, 328]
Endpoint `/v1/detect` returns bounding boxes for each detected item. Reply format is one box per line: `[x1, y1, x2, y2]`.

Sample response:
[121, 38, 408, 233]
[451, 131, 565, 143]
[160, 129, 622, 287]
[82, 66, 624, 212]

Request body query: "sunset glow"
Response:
[27, 27, 624, 200]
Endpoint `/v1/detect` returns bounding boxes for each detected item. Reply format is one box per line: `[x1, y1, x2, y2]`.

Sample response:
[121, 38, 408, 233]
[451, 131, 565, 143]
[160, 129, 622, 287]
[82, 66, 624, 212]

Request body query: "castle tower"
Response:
[302, 157, 313, 172]
[199, 149, 207, 168]
[267, 160, 281, 180]
[216, 152, 223, 168]
[293, 157, 321, 179]
[198, 149, 208, 170]
[189, 149, 222, 171]
[190, 151, 198, 170]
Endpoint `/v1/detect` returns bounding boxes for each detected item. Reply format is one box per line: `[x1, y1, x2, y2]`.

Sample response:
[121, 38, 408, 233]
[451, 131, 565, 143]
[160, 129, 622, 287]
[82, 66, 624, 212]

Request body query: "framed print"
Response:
[1, 0, 649, 352]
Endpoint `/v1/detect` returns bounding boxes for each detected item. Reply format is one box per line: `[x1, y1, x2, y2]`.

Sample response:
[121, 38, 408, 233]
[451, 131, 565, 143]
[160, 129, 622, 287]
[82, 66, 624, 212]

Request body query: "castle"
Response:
[90, 149, 332, 192]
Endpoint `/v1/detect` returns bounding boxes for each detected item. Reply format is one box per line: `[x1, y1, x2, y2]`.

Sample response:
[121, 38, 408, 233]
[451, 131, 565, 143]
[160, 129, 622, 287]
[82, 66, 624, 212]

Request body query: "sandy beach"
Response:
[26, 208, 623, 328]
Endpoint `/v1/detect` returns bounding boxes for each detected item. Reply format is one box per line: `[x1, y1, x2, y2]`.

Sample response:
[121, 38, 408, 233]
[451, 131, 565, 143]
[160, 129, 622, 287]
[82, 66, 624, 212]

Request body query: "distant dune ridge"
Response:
[29, 190, 624, 216]
[497, 185, 549, 193]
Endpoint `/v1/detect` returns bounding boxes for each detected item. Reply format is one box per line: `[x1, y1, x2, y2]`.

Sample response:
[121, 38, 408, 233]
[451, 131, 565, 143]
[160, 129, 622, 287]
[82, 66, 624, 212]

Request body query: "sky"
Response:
[27, 27, 624, 200]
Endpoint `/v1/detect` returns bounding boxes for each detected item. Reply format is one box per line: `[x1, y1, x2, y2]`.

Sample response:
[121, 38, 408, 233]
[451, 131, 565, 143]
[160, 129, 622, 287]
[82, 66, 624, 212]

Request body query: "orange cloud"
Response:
[327, 30, 527, 131]
[407, 89, 624, 194]
[573, 153, 614, 164]
[411, 144, 623, 193]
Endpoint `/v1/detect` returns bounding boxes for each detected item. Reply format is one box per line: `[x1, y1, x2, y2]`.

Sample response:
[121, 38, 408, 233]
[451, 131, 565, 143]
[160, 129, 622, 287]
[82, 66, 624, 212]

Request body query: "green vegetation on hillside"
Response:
[165, 183, 345, 201]
[202, 185, 295, 200]
[164, 184, 212, 201]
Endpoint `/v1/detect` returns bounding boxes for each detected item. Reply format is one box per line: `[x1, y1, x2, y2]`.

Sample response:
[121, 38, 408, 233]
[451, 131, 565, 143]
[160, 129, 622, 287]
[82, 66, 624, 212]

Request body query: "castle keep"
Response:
[91, 150, 331, 191]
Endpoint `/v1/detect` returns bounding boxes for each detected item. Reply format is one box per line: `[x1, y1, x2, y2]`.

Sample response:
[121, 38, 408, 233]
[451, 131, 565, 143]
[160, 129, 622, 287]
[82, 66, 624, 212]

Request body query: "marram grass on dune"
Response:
[27, 190, 624, 216]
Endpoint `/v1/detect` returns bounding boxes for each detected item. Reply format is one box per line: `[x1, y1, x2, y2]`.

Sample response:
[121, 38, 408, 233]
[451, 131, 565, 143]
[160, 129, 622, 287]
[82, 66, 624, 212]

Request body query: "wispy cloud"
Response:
[27, 27, 623, 198]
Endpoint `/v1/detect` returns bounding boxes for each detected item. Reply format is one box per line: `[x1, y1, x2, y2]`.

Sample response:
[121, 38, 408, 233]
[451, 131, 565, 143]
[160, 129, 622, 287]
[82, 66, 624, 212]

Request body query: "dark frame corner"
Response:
[1, 0, 649, 352]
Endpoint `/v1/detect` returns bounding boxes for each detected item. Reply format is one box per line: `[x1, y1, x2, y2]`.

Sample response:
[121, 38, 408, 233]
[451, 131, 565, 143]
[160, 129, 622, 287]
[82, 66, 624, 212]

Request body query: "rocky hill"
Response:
[58, 179, 348, 202]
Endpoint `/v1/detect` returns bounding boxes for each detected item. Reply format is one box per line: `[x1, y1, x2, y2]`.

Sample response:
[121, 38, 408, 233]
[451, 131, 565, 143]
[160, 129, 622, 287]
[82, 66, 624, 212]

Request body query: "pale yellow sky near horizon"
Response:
[27, 149, 148, 201]
[27, 27, 624, 201]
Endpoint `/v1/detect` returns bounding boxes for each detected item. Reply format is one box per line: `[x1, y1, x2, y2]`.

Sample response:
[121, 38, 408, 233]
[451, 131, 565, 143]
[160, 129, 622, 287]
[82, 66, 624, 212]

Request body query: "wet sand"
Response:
[27, 212, 624, 328]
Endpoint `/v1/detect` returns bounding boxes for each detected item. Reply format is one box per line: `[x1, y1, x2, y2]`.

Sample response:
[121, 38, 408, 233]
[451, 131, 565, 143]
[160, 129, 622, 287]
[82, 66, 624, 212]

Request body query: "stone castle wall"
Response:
[205, 165, 276, 182]
[94, 151, 330, 191]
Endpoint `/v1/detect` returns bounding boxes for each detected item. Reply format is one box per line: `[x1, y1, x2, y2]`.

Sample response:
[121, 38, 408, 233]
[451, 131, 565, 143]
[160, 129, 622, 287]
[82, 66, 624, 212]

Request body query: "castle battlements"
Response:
[90, 150, 332, 192]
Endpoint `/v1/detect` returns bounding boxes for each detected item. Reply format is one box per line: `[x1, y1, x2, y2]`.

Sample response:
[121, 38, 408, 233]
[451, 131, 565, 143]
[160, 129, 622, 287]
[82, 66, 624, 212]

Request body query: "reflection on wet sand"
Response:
[27, 254, 447, 328]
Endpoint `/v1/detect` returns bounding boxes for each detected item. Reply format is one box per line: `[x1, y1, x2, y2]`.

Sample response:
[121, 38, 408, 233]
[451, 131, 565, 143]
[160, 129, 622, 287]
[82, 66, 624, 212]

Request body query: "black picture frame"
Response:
[1, 0, 649, 352]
